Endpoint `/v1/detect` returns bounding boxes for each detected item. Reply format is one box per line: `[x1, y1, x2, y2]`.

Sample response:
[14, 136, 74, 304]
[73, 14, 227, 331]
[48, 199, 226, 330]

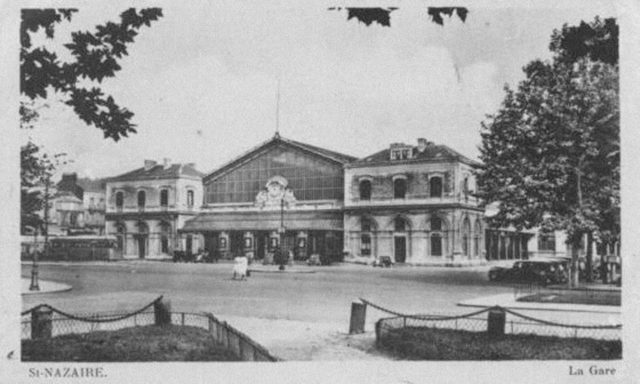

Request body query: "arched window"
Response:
[394, 178, 407, 199]
[160, 189, 168, 207]
[430, 177, 442, 198]
[359, 180, 371, 200]
[137, 190, 146, 210]
[394, 217, 407, 232]
[461, 218, 471, 256]
[187, 190, 194, 208]
[115, 191, 124, 210]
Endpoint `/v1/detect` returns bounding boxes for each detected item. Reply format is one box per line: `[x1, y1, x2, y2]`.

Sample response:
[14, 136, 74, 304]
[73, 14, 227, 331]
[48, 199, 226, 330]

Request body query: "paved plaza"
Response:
[21, 261, 620, 360]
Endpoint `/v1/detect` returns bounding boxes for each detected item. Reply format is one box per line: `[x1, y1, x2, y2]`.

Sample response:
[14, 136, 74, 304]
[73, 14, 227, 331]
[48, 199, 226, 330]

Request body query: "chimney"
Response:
[144, 160, 157, 171]
[417, 138, 428, 152]
[163, 158, 171, 169]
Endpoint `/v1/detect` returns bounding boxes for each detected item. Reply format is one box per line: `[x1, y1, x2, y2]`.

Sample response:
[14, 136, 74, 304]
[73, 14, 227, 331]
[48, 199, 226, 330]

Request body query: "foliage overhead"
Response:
[20, 8, 163, 141]
[550, 17, 618, 65]
[328, 6, 467, 27]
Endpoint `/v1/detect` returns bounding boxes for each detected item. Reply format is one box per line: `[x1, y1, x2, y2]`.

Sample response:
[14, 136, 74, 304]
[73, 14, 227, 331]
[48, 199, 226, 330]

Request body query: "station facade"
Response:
[103, 134, 562, 265]
[181, 133, 355, 262]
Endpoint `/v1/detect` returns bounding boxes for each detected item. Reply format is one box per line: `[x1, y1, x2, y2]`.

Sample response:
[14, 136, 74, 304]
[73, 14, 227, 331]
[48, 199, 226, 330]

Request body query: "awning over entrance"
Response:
[181, 210, 344, 232]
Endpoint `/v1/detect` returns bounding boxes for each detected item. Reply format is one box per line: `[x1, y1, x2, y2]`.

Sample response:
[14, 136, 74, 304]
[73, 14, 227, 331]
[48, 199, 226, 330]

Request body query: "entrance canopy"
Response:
[181, 210, 344, 232]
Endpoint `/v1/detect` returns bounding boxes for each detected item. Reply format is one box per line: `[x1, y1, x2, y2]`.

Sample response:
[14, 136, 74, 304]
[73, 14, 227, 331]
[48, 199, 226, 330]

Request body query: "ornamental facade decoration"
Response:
[255, 175, 296, 208]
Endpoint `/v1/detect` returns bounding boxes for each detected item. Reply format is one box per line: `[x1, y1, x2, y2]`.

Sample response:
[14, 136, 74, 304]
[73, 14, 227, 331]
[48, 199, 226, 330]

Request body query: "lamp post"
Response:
[29, 175, 49, 291]
[278, 197, 286, 270]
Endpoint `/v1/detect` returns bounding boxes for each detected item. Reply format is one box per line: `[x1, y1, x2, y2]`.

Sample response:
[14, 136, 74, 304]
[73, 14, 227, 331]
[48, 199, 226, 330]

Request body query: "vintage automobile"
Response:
[488, 259, 569, 285]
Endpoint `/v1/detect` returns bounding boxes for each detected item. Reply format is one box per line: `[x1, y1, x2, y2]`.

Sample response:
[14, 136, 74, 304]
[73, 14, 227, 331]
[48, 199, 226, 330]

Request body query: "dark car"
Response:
[489, 259, 568, 285]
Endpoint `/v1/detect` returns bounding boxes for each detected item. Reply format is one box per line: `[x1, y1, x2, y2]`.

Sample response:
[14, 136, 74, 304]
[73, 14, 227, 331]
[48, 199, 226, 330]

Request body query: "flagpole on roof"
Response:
[275, 76, 281, 138]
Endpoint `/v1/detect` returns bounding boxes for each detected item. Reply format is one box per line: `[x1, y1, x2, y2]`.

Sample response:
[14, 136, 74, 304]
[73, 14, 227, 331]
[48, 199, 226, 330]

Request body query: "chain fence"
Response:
[21, 296, 278, 362]
[360, 298, 621, 342]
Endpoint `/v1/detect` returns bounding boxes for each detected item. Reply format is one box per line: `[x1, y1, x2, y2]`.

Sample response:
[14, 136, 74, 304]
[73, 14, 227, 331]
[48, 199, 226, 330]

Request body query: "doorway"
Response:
[137, 236, 147, 258]
[394, 236, 406, 263]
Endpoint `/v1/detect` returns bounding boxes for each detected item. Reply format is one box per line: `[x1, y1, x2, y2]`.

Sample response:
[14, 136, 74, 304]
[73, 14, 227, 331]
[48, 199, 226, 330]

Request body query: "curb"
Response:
[458, 294, 621, 315]
[22, 279, 73, 295]
[248, 268, 317, 274]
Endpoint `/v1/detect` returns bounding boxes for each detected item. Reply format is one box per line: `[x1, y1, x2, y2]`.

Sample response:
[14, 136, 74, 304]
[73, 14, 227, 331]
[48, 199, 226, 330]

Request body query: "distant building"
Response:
[104, 159, 204, 259]
[77, 177, 107, 235]
[343, 138, 486, 265]
[52, 173, 107, 236]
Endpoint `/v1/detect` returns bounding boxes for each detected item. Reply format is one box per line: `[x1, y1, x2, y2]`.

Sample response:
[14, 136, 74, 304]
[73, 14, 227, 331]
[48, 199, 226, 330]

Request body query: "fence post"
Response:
[487, 307, 506, 337]
[31, 307, 53, 339]
[349, 301, 367, 334]
[154, 298, 172, 326]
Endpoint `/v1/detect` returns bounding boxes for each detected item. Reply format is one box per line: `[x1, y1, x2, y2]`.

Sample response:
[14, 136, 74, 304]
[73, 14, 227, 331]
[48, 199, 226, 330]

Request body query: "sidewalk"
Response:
[458, 293, 620, 314]
[216, 315, 388, 361]
[21, 278, 72, 295]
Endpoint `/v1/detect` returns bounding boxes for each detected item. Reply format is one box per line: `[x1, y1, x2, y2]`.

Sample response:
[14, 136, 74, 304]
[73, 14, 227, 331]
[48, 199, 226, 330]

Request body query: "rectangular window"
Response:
[538, 233, 556, 252]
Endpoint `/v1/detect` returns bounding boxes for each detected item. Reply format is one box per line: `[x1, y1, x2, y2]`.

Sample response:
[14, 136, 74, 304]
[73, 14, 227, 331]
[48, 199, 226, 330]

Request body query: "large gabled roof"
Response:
[203, 133, 357, 182]
[106, 163, 204, 183]
[348, 142, 481, 168]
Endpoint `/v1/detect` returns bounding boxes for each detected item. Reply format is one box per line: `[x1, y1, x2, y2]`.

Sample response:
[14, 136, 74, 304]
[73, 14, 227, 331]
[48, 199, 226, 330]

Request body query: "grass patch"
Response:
[378, 327, 621, 360]
[22, 325, 241, 362]
[518, 291, 620, 306]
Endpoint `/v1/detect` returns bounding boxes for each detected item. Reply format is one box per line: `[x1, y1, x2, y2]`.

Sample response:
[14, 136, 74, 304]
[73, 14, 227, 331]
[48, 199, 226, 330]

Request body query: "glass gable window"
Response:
[205, 145, 345, 203]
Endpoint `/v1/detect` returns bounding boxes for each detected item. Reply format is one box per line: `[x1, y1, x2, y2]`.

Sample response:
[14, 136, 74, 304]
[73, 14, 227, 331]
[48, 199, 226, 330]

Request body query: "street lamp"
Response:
[29, 175, 50, 291]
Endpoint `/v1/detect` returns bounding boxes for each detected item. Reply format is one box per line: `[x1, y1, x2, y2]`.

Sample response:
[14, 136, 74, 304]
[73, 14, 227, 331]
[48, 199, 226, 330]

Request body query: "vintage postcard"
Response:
[1, 0, 638, 383]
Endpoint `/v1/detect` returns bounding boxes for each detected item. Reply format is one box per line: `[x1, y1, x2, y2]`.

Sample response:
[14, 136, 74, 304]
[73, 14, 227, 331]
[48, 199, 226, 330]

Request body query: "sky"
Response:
[21, 1, 618, 180]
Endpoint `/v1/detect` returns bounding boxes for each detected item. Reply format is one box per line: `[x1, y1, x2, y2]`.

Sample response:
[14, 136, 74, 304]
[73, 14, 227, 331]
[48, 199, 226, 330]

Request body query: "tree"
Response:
[477, 41, 619, 286]
[20, 141, 66, 234]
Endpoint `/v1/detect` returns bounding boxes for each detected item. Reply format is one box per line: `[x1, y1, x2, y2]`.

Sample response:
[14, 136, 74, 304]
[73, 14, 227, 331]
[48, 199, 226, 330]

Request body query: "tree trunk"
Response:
[585, 232, 593, 282]
[570, 241, 581, 288]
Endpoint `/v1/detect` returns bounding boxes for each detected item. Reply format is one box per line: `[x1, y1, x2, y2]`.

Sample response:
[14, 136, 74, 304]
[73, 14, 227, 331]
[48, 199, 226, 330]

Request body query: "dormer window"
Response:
[390, 144, 413, 161]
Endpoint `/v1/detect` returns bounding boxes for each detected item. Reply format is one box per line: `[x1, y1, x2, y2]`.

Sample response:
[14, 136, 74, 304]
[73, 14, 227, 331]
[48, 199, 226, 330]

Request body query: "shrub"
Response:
[378, 327, 621, 360]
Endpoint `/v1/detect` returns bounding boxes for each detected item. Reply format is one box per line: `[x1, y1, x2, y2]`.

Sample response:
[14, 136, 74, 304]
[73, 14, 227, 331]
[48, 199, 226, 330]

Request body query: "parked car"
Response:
[488, 259, 568, 285]
[372, 256, 393, 268]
